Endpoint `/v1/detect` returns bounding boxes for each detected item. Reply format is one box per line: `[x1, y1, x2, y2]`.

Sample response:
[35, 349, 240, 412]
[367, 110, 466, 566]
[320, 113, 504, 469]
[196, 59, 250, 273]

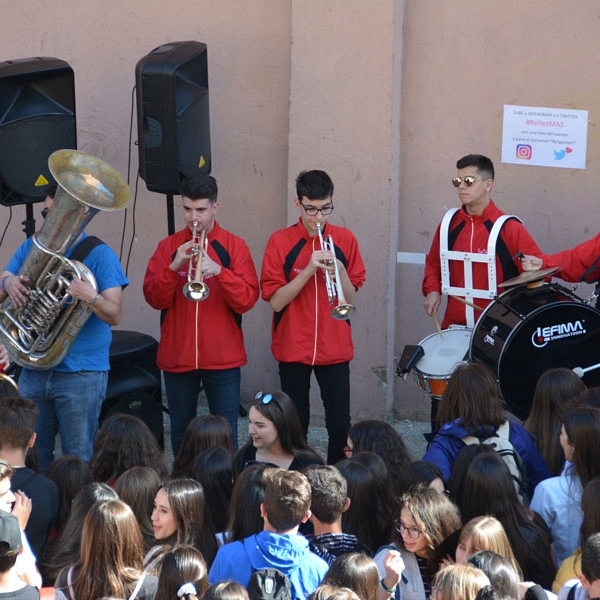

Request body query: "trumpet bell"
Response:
[332, 303, 356, 321]
[183, 281, 210, 302]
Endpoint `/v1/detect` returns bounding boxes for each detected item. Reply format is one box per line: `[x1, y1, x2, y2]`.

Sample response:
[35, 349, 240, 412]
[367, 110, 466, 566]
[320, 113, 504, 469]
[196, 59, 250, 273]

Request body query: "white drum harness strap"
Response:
[439, 208, 521, 327]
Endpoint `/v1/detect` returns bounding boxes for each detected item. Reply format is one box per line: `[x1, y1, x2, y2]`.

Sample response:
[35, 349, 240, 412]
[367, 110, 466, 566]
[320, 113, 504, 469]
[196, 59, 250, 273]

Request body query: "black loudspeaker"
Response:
[136, 41, 211, 195]
[0, 57, 77, 206]
[102, 330, 164, 447]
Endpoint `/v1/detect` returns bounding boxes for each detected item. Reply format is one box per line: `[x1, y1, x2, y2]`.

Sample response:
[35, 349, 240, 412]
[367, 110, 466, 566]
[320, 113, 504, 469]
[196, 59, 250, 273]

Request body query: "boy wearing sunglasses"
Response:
[422, 154, 541, 330]
[260, 170, 366, 464]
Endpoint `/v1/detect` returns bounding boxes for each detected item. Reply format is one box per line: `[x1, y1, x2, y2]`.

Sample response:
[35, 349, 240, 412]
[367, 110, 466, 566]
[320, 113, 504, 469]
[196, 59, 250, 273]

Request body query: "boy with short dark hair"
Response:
[209, 469, 328, 599]
[558, 532, 600, 600]
[260, 169, 366, 464]
[303, 465, 370, 565]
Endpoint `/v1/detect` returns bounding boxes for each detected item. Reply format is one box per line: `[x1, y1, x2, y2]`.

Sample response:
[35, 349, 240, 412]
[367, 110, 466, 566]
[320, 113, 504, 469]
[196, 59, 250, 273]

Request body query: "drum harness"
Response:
[439, 208, 521, 328]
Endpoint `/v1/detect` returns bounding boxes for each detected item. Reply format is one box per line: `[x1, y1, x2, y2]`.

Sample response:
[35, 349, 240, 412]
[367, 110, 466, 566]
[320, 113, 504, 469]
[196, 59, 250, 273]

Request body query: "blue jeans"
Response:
[18, 369, 108, 472]
[163, 367, 240, 455]
[278, 361, 351, 464]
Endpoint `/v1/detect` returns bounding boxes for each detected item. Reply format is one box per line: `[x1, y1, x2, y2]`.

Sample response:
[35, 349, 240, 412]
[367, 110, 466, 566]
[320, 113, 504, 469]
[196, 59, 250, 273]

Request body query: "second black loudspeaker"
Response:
[136, 41, 211, 195]
[0, 57, 77, 206]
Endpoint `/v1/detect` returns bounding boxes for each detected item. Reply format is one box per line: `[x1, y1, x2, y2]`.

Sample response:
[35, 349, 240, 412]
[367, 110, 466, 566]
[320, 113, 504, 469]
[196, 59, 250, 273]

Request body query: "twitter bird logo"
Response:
[554, 149, 566, 160]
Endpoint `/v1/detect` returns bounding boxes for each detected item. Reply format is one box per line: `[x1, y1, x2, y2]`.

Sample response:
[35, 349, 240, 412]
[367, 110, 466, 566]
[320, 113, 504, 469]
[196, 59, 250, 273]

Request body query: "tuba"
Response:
[0, 149, 130, 369]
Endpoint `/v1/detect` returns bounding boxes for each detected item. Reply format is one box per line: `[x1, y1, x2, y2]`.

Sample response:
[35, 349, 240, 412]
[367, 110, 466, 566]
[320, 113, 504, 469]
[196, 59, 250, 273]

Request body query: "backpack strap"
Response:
[496, 420, 511, 440]
[68, 236, 105, 263]
[67, 566, 75, 600]
[567, 582, 578, 600]
[128, 571, 148, 600]
[463, 421, 510, 445]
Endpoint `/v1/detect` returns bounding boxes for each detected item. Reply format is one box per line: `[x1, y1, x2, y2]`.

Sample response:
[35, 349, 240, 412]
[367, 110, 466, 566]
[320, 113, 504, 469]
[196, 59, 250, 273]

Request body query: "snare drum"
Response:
[414, 327, 472, 398]
[470, 282, 600, 420]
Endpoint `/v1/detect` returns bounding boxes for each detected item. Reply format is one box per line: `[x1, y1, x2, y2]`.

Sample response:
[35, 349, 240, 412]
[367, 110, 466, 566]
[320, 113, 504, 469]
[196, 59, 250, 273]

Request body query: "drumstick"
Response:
[431, 311, 444, 339]
[450, 295, 485, 312]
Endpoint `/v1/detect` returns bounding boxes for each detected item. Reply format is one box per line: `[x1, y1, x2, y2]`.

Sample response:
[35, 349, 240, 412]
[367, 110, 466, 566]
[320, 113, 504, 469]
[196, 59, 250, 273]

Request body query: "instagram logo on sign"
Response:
[516, 144, 532, 160]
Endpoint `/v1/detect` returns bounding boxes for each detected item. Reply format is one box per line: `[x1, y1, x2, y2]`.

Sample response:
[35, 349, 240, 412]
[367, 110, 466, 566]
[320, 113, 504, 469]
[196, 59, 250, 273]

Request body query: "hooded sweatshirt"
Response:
[208, 531, 328, 599]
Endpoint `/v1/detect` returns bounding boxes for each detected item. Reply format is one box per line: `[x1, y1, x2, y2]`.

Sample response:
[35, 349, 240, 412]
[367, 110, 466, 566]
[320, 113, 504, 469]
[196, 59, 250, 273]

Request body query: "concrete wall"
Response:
[1, 0, 599, 424]
[396, 1, 600, 419]
[0, 0, 401, 425]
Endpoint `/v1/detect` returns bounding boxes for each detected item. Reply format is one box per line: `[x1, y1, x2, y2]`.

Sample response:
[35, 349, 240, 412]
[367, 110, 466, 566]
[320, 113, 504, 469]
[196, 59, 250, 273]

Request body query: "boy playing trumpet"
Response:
[260, 170, 366, 464]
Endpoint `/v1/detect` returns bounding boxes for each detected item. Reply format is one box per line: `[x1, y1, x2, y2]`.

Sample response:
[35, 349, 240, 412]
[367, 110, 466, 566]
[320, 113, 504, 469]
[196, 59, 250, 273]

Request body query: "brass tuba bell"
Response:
[0, 150, 131, 369]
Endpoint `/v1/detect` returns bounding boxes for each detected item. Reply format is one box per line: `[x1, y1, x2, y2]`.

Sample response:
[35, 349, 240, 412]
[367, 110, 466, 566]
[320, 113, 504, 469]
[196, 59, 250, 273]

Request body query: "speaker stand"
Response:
[21, 203, 36, 238]
[167, 193, 175, 235]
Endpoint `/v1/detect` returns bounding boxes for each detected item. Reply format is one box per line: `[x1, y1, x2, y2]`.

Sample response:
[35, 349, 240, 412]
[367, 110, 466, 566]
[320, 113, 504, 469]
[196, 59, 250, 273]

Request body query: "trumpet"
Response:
[315, 222, 357, 320]
[183, 221, 210, 301]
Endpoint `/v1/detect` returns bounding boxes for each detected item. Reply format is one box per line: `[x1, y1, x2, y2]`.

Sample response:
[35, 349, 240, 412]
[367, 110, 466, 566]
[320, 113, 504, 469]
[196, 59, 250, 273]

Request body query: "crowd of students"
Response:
[1, 360, 600, 600]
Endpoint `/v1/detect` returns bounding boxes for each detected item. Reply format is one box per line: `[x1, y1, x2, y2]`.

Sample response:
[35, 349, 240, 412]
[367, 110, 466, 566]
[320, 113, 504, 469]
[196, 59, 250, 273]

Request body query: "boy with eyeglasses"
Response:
[422, 154, 541, 330]
[260, 170, 366, 464]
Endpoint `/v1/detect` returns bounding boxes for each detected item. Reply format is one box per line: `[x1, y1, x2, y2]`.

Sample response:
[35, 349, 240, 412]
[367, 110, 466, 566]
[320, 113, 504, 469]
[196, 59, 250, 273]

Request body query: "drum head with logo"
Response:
[470, 283, 600, 420]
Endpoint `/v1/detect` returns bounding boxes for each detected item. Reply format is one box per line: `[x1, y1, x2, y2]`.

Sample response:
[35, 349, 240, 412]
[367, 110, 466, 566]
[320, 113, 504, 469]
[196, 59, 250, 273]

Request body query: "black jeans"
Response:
[278, 361, 350, 464]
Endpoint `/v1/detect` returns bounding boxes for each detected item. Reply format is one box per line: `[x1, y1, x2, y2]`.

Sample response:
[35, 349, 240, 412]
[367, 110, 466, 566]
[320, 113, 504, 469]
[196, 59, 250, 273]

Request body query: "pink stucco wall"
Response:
[2, 1, 599, 424]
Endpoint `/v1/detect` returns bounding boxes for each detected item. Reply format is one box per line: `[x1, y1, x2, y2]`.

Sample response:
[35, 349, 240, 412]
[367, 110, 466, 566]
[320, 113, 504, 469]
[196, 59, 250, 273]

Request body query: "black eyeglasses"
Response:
[255, 391, 273, 404]
[395, 520, 422, 539]
[300, 202, 334, 216]
[451, 175, 478, 188]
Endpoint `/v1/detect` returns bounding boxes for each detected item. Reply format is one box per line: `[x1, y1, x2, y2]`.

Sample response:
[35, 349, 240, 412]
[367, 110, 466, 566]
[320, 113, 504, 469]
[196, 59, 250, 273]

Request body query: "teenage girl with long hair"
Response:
[41, 482, 118, 586]
[54, 499, 156, 600]
[146, 479, 218, 571]
[235, 391, 323, 471]
[171, 415, 234, 478]
[524, 368, 585, 476]
[531, 405, 600, 566]
[458, 450, 556, 589]
[155, 544, 208, 600]
[455, 516, 522, 580]
[422, 363, 550, 498]
[346, 420, 413, 498]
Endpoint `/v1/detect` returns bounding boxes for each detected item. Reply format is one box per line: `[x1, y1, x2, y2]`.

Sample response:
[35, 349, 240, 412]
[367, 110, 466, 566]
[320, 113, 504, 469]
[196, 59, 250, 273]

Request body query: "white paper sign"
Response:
[501, 105, 588, 169]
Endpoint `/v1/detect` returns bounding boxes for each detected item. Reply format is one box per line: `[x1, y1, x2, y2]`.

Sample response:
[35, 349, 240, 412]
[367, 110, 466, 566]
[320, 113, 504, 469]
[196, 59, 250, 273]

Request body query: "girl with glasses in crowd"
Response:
[373, 486, 462, 600]
[234, 391, 324, 472]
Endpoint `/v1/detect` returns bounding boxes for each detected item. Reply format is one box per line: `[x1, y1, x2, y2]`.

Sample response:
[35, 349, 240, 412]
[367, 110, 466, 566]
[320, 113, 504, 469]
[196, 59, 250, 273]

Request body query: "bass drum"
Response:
[470, 283, 600, 421]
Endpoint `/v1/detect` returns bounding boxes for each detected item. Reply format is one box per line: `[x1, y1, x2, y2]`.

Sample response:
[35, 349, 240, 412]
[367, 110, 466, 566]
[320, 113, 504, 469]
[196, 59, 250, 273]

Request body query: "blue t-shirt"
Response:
[5, 234, 128, 372]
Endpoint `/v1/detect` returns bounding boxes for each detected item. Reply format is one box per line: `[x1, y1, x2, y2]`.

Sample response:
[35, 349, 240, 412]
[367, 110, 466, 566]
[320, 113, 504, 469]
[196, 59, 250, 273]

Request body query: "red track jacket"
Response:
[143, 222, 259, 372]
[260, 219, 366, 365]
